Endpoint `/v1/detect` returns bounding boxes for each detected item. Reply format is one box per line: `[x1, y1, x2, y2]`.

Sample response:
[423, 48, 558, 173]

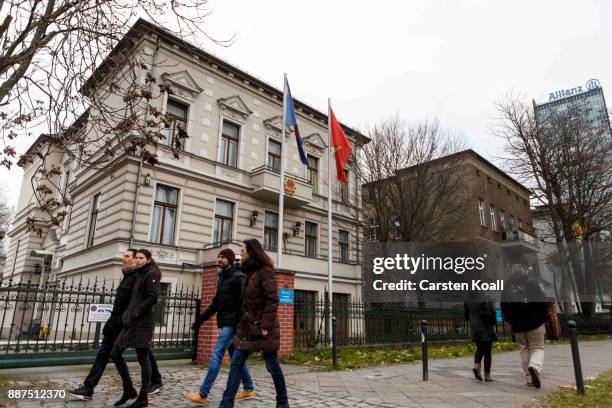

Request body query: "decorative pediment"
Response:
[302, 133, 327, 153]
[161, 71, 203, 101]
[217, 95, 253, 123]
[263, 115, 304, 139]
[263, 116, 283, 138]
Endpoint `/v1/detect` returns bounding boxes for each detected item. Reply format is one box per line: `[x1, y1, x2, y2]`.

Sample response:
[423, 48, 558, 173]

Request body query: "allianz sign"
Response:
[548, 79, 601, 101]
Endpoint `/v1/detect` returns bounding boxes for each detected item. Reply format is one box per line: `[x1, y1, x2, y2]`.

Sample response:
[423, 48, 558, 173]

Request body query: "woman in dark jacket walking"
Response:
[110, 249, 162, 407]
[219, 239, 288, 408]
[464, 291, 498, 382]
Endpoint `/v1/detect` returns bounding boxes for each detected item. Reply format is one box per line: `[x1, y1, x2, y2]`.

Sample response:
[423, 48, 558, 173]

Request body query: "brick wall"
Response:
[196, 265, 295, 364]
[196, 264, 220, 365]
[276, 271, 294, 357]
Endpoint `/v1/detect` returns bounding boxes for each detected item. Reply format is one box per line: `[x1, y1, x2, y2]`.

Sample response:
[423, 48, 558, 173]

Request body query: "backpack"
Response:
[507, 280, 529, 304]
[479, 302, 496, 326]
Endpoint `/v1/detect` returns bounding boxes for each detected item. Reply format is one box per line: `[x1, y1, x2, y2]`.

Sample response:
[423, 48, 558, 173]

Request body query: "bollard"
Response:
[568, 320, 585, 395]
[421, 320, 428, 381]
[332, 316, 338, 367]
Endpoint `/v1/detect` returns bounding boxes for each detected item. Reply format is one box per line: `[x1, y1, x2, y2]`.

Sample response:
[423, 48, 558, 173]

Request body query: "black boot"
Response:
[126, 393, 148, 408]
[114, 387, 137, 406]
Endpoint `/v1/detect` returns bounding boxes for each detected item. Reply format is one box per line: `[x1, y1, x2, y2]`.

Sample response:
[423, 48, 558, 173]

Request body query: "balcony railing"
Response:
[250, 165, 313, 207]
[501, 228, 538, 244]
[250, 165, 312, 185]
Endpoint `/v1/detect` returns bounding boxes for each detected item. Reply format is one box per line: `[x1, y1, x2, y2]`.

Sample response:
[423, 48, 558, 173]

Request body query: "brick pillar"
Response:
[196, 264, 219, 365]
[196, 266, 295, 364]
[547, 298, 561, 340]
[276, 270, 294, 357]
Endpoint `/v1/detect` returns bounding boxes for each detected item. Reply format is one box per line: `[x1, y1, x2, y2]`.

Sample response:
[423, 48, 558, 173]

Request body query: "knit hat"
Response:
[218, 248, 236, 266]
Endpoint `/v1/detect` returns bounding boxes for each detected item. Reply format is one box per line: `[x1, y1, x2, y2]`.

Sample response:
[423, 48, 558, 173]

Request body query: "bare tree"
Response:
[358, 115, 470, 242]
[0, 2, 231, 230]
[494, 94, 612, 316]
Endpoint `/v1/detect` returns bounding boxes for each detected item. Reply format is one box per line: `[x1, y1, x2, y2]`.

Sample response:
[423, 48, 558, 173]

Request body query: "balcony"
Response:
[501, 228, 539, 251]
[250, 165, 312, 207]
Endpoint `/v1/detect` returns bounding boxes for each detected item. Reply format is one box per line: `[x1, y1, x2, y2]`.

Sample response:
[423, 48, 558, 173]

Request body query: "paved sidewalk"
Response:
[0, 341, 610, 407]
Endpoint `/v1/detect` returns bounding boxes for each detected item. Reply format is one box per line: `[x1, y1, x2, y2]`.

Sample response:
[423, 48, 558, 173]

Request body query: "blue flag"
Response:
[284, 78, 309, 166]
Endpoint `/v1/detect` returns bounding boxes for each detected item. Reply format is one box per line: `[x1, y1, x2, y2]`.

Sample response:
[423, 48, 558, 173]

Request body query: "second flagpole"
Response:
[277, 74, 288, 271]
[327, 98, 333, 346]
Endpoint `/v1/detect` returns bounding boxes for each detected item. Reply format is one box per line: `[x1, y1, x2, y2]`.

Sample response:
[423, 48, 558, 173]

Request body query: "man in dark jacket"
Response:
[501, 264, 549, 389]
[183, 248, 254, 405]
[68, 250, 163, 401]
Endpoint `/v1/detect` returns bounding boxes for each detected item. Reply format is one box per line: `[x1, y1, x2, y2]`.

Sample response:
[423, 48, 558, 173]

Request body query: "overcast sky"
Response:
[3, 0, 611, 208]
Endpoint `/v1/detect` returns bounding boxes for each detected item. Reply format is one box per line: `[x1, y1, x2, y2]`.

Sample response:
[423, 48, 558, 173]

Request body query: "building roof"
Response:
[433, 149, 532, 195]
[364, 148, 532, 196]
[533, 86, 605, 111]
[17, 109, 89, 167]
[17, 134, 55, 167]
[82, 18, 370, 145]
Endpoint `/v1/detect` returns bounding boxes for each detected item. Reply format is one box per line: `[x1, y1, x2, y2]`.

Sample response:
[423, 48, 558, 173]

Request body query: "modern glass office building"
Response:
[533, 82, 611, 140]
[534, 82, 612, 180]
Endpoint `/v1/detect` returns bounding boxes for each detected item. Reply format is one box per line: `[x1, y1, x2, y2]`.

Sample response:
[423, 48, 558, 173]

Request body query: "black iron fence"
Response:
[558, 313, 612, 336]
[0, 274, 199, 368]
[293, 297, 512, 349]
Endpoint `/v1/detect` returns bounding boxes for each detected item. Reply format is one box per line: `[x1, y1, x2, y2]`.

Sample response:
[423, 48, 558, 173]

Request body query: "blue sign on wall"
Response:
[279, 289, 294, 305]
[496, 308, 503, 323]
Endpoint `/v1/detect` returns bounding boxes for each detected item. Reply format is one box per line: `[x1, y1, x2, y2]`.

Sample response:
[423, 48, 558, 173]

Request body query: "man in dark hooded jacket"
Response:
[501, 264, 549, 389]
[183, 248, 254, 405]
[68, 249, 163, 400]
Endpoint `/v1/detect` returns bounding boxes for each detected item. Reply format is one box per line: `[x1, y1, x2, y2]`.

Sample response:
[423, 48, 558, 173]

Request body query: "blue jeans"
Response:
[220, 349, 288, 408]
[199, 326, 253, 398]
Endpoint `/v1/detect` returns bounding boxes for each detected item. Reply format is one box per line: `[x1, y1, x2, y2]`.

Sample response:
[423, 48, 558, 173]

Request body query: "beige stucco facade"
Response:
[3, 20, 368, 304]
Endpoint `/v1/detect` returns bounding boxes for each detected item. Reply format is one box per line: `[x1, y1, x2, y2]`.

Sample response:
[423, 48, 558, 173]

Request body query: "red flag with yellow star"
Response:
[329, 108, 352, 183]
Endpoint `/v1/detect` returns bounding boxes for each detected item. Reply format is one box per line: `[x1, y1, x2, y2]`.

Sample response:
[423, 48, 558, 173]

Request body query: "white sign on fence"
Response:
[87, 304, 114, 323]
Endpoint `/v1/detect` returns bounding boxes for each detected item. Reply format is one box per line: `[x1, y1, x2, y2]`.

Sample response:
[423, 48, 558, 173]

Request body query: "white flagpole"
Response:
[327, 98, 333, 345]
[277, 74, 288, 271]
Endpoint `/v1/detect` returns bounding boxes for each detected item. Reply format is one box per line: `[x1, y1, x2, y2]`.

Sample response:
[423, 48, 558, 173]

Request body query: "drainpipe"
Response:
[129, 35, 161, 247]
[10, 239, 20, 279]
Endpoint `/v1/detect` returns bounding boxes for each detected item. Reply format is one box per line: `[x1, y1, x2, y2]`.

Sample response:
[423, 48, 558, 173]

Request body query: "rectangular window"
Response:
[305, 221, 318, 258]
[500, 210, 506, 231]
[340, 170, 349, 203]
[339, 229, 349, 263]
[213, 200, 234, 244]
[333, 293, 350, 343]
[163, 99, 188, 149]
[263, 211, 279, 251]
[394, 217, 401, 239]
[86, 193, 101, 247]
[221, 121, 239, 167]
[267, 139, 282, 173]
[478, 199, 486, 227]
[307, 155, 319, 194]
[62, 170, 71, 195]
[369, 219, 379, 242]
[509, 215, 517, 239]
[294, 290, 316, 346]
[149, 184, 179, 245]
[490, 205, 497, 232]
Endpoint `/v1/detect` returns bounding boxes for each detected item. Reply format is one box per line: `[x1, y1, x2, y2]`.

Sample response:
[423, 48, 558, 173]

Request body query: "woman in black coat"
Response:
[110, 249, 162, 407]
[464, 291, 498, 382]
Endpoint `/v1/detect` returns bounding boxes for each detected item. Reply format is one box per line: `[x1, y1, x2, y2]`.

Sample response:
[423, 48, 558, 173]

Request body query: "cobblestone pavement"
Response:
[0, 340, 611, 408]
